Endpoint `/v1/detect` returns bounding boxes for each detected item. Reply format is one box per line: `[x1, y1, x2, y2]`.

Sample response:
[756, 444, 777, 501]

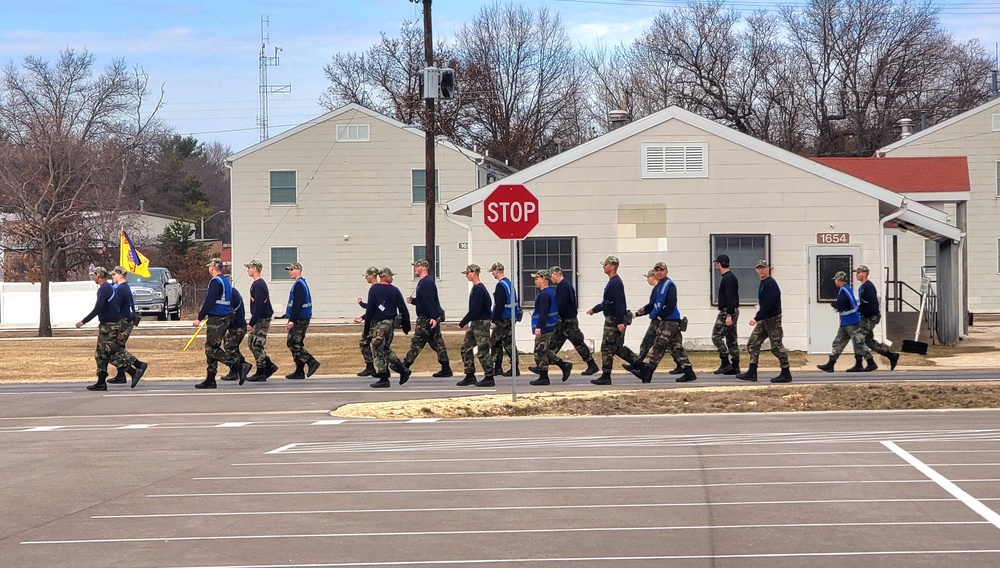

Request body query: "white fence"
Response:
[0, 281, 96, 325]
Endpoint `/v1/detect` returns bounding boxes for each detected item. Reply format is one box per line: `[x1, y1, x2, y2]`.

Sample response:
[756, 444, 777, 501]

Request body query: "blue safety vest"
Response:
[651, 279, 681, 321]
[208, 275, 232, 316]
[286, 278, 313, 319]
[837, 284, 861, 326]
[499, 278, 522, 320]
[531, 287, 558, 334]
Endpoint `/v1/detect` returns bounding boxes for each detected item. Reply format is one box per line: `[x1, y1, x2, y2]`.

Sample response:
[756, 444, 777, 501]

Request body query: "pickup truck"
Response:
[125, 267, 184, 320]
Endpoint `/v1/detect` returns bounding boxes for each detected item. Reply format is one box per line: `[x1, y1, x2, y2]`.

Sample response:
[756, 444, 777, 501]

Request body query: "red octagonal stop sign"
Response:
[484, 184, 539, 240]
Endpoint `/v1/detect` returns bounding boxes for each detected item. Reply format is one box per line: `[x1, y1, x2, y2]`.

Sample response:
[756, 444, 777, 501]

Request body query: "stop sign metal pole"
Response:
[510, 240, 517, 402]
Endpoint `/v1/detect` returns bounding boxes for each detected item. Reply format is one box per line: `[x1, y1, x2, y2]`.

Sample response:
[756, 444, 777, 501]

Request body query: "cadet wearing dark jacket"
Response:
[243, 259, 278, 382]
[457, 264, 496, 387]
[488, 262, 521, 377]
[403, 260, 452, 377]
[854, 265, 899, 370]
[711, 254, 741, 375]
[220, 286, 252, 384]
[586, 256, 643, 386]
[635, 265, 696, 384]
[817, 271, 875, 374]
[192, 258, 249, 389]
[77, 267, 141, 391]
[107, 266, 147, 388]
[365, 267, 412, 388]
[528, 269, 572, 386]
[546, 266, 599, 376]
[737, 260, 791, 383]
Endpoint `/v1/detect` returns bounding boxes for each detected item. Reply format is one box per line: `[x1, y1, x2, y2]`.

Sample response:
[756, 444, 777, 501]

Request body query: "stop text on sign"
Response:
[485, 200, 537, 224]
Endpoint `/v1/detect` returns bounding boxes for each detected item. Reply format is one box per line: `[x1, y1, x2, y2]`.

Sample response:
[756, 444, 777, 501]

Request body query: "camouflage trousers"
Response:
[711, 309, 740, 357]
[247, 318, 271, 367]
[548, 317, 593, 362]
[648, 320, 691, 369]
[637, 319, 658, 361]
[490, 319, 513, 369]
[461, 319, 494, 376]
[94, 321, 122, 374]
[600, 316, 640, 373]
[746, 315, 789, 368]
[370, 319, 402, 375]
[224, 326, 247, 367]
[110, 319, 138, 371]
[533, 331, 562, 371]
[404, 317, 450, 366]
[859, 315, 893, 356]
[359, 327, 374, 363]
[830, 323, 871, 359]
[205, 314, 239, 374]
[286, 319, 313, 365]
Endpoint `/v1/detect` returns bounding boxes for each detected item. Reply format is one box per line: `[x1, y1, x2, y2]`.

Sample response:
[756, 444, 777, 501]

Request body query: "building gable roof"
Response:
[225, 103, 483, 163]
[813, 156, 970, 193]
[879, 97, 1000, 153]
[446, 105, 961, 242]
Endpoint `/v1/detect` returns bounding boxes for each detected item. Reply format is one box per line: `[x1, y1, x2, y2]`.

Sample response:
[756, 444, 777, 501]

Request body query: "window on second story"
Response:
[411, 170, 440, 203]
[269, 171, 297, 205]
[336, 124, 370, 142]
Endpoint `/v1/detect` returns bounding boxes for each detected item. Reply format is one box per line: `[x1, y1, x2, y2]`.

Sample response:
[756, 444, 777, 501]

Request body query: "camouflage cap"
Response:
[364, 266, 380, 277]
[91, 266, 109, 277]
[601, 255, 619, 266]
[531, 269, 551, 279]
[111, 266, 127, 276]
[379, 267, 394, 277]
[833, 270, 849, 281]
[412, 259, 430, 268]
[654, 261, 668, 271]
[549, 265, 563, 274]
[244, 259, 263, 270]
[854, 265, 870, 273]
[645, 269, 656, 278]
[284, 262, 303, 271]
[755, 259, 770, 268]
[490, 262, 505, 272]
[206, 257, 224, 269]
[462, 263, 481, 274]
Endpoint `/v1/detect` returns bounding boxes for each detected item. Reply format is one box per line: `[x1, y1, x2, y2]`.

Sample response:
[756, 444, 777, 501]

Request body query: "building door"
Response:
[807, 246, 862, 354]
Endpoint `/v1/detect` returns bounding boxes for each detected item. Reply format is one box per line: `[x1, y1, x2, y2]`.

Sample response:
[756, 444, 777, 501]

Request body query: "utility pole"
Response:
[411, 0, 436, 279]
[258, 16, 291, 142]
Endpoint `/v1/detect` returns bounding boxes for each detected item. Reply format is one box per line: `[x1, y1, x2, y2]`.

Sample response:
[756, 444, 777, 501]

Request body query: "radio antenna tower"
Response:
[258, 16, 291, 142]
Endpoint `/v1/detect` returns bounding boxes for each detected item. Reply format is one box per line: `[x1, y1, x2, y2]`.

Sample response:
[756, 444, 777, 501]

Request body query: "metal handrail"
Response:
[885, 279, 920, 312]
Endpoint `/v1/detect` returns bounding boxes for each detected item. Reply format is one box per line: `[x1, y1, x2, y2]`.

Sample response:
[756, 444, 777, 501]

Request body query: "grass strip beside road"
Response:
[331, 382, 1000, 419]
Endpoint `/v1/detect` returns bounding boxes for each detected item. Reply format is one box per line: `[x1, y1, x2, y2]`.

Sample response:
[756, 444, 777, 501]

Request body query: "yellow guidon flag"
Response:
[120, 230, 151, 278]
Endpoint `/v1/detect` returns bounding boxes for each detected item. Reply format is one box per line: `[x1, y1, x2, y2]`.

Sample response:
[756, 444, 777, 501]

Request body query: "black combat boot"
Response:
[639, 362, 656, 384]
[816, 355, 838, 373]
[306, 358, 321, 377]
[456, 373, 477, 386]
[726, 355, 741, 376]
[887, 352, 899, 371]
[736, 363, 758, 382]
[528, 366, 541, 374]
[529, 371, 550, 386]
[770, 367, 793, 383]
[581, 359, 600, 376]
[475, 374, 496, 387]
[590, 372, 612, 386]
[713, 354, 733, 375]
[285, 362, 305, 379]
[676, 365, 697, 383]
[555, 360, 573, 382]
[668, 363, 685, 375]
[238, 359, 253, 385]
[87, 371, 109, 391]
[220, 365, 239, 381]
[195, 371, 217, 389]
[246, 361, 267, 382]
[128, 360, 148, 389]
[107, 367, 127, 384]
[391, 361, 412, 385]
[862, 357, 878, 372]
[357, 362, 375, 377]
[433, 362, 454, 378]
[844, 356, 865, 372]
[369, 371, 391, 389]
[502, 365, 520, 377]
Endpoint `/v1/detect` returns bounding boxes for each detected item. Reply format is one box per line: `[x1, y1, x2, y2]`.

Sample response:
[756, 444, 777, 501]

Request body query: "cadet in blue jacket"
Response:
[816, 270, 874, 373]
[282, 262, 321, 380]
[528, 269, 572, 386]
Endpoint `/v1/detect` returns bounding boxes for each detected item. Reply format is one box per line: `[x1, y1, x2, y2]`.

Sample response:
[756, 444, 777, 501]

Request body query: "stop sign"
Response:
[483, 184, 539, 240]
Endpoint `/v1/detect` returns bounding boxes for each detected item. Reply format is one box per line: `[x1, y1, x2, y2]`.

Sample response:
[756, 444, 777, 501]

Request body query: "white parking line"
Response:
[21, 426, 63, 432]
[215, 422, 252, 428]
[310, 420, 347, 426]
[118, 424, 156, 429]
[883, 441, 1000, 530]
[19, 520, 988, 545]
[407, 418, 439, 423]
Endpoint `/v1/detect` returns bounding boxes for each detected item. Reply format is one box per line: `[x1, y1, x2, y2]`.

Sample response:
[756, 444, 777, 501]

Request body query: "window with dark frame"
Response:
[269, 171, 297, 205]
[270, 247, 297, 281]
[710, 234, 770, 305]
[411, 170, 440, 204]
[517, 237, 576, 307]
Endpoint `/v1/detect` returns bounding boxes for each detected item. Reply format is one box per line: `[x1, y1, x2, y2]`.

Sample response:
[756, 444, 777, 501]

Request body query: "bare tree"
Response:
[0, 49, 162, 336]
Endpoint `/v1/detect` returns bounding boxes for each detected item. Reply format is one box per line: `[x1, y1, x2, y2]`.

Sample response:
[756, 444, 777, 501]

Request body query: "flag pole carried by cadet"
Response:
[193, 258, 250, 389]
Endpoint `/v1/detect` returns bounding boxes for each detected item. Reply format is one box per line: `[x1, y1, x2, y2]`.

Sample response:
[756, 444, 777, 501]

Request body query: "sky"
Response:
[2, 0, 997, 154]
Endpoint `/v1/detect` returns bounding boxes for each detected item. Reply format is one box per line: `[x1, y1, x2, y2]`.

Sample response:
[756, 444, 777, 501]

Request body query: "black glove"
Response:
[402, 323, 412, 335]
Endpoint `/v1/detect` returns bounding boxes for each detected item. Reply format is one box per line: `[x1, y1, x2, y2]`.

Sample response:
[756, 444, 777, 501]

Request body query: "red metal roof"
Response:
[813, 156, 970, 193]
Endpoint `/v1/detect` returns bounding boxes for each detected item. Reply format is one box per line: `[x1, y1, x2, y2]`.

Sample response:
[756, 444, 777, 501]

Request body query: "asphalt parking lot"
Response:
[2, 379, 1000, 567]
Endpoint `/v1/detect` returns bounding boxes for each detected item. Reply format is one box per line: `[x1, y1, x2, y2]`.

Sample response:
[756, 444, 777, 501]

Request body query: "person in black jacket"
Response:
[76, 267, 126, 391]
[456, 264, 495, 387]
[402, 259, 452, 377]
[737, 260, 791, 383]
[528, 270, 572, 386]
[353, 267, 381, 377]
[711, 254, 741, 375]
[108, 266, 147, 389]
[193, 258, 247, 389]
[855, 265, 900, 370]
[586, 256, 644, 386]
[364, 267, 412, 388]
[545, 266, 599, 376]
[243, 259, 278, 382]
[219, 285, 253, 385]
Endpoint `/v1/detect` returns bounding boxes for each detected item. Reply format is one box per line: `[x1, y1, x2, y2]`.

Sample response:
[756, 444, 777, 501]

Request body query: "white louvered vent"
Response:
[642, 143, 708, 178]
[336, 124, 370, 142]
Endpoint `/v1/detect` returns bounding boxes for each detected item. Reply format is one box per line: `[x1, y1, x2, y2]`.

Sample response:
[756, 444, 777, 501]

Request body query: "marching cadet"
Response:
[855, 265, 900, 370]
[402, 259, 453, 377]
[489, 262, 521, 377]
[457, 264, 496, 387]
[711, 254, 741, 375]
[628, 262, 680, 378]
[108, 266, 147, 388]
[76, 267, 140, 391]
[353, 267, 380, 377]
[737, 260, 792, 383]
[244, 259, 278, 382]
[636, 264, 696, 383]
[363, 267, 412, 388]
[546, 266, 599, 376]
[816, 271, 875, 373]
[586, 256, 644, 386]
[282, 262, 321, 380]
[193, 258, 248, 389]
[220, 285, 252, 385]
[528, 269, 572, 386]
